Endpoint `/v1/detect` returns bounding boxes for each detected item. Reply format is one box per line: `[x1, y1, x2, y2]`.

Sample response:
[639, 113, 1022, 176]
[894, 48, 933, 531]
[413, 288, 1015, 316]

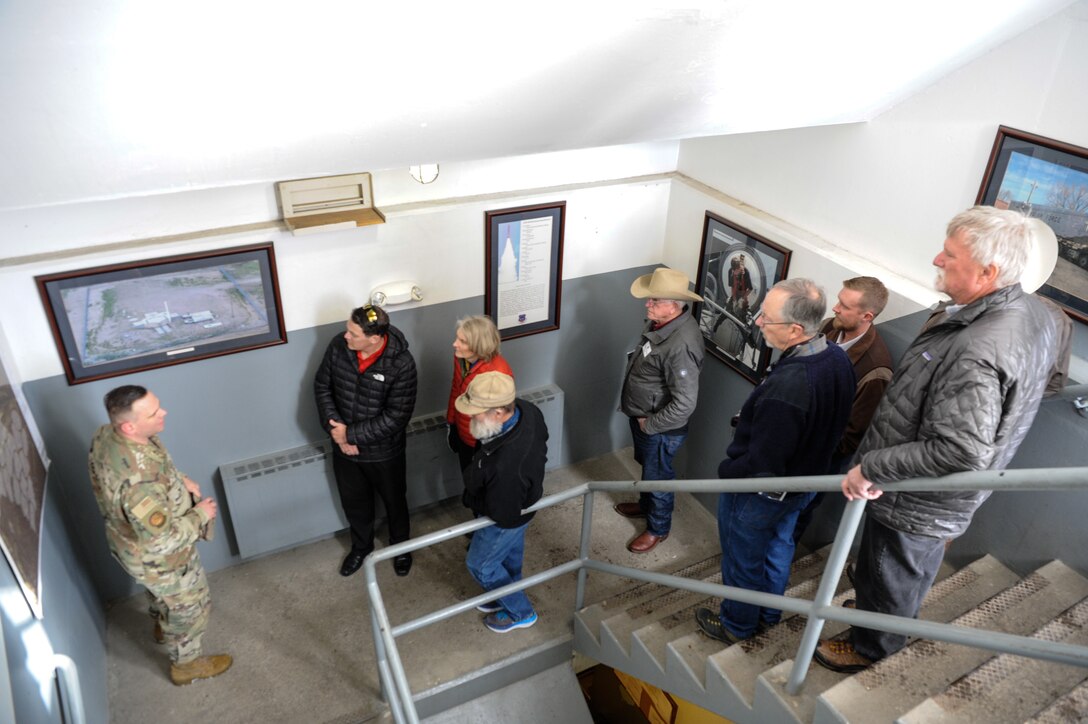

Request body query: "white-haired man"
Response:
[816, 206, 1060, 672]
[456, 371, 548, 633]
[695, 278, 855, 644]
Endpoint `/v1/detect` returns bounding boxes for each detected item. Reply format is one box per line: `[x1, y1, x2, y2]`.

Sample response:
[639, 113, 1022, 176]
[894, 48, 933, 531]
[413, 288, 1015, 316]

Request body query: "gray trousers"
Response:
[850, 516, 945, 661]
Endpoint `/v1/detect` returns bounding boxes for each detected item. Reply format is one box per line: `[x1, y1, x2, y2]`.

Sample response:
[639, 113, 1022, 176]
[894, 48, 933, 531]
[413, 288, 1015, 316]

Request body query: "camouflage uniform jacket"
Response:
[88, 425, 210, 581]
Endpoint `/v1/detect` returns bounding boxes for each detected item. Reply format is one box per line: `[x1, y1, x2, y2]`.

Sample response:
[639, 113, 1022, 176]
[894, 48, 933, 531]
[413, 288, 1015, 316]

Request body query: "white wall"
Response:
[0, 142, 678, 382]
[675, 0, 1088, 303]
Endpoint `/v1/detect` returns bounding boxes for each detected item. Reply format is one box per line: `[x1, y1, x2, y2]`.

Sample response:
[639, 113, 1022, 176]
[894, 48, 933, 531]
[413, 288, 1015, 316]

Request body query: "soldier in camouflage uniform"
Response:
[88, 385, 232, 686]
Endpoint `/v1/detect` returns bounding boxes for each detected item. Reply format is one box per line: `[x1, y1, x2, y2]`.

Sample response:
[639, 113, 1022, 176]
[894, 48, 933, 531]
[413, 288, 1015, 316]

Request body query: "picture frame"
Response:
[976, 126, 1088, 322]
[694, 211, 792, 383]
[484, 201, 566, 340]
[0, 328, 48, 619]
[36, 243, 287, 384]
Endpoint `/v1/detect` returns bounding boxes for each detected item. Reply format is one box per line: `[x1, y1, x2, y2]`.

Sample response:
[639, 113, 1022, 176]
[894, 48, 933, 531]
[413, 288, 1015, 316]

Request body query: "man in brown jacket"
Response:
[793, 277, 892, 542]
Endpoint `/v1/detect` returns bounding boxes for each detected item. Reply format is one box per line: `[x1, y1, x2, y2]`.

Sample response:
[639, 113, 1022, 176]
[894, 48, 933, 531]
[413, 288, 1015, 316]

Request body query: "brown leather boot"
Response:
[170, 654, 233, 685]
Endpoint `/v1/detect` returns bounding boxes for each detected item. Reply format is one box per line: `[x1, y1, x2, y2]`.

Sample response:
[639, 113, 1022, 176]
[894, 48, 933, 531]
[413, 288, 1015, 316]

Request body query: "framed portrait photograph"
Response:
[36, 243, 287, 384]
[484, 201, 566, 340]
[694, 211, 792, 383]
[976, 126, 1088, 322]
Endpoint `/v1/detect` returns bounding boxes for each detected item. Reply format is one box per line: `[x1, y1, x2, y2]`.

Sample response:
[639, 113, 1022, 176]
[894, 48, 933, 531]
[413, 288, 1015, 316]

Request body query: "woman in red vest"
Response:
[447, 316, 514, 470]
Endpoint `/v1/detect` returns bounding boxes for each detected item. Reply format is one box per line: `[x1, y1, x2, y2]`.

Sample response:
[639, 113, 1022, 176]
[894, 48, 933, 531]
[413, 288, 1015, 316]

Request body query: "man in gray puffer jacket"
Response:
[815, 206, 1059, 672]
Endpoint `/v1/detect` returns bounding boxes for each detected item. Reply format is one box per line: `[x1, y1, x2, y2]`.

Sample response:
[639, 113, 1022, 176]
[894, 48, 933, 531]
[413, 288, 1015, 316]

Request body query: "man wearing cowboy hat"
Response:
[615, 267, 704, 553]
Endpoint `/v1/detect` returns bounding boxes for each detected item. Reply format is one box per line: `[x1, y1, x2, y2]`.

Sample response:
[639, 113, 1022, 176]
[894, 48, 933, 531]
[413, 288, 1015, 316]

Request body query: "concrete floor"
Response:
[105, 448, 723, 723]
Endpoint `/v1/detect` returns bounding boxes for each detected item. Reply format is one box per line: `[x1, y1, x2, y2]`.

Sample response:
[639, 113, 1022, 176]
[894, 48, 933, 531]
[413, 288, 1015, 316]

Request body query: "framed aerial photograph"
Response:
[36, 243, 287, 384]
[484, 201, 566, 340]
[694, 211, 792, 383]
[977, 126, 1088, 322]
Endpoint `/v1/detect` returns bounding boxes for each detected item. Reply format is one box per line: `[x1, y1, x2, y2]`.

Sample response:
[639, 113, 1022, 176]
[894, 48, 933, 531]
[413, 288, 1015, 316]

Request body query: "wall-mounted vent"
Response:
[276, 172, 385, 236]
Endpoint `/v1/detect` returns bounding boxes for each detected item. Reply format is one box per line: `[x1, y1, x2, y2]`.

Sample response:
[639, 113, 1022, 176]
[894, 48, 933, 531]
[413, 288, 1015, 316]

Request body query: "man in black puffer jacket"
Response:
[314, 305, 417, 578]
[815, 206, 1059, 673]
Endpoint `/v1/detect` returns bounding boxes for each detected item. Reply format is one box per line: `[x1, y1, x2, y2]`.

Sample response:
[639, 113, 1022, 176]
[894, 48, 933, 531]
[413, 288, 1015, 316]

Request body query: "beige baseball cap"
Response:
[455, 371, 516, 415]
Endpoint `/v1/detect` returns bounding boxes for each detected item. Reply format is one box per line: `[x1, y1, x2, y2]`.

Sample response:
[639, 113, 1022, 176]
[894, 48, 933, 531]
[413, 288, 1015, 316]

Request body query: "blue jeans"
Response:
[465, 523, 535, 622]
[629, 418, 687, 536]
[717, 491, 814, 639]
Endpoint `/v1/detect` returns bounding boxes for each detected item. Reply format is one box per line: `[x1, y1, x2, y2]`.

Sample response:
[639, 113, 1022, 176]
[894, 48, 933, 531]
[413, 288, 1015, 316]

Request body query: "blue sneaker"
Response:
[484, 611, 537, 633]
[476, 600, 503, 613]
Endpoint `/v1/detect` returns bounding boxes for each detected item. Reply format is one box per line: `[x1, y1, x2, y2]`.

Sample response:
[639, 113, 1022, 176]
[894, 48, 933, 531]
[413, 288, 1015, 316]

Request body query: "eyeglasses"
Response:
[756, 311, 796, 326]
[646, 298, 675, 307]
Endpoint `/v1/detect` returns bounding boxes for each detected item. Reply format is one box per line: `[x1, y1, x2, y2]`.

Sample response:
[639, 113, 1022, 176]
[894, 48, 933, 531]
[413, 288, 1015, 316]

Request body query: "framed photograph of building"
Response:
[36, 243, 287, 384]
[977, 126, 1088, 321]
[694, 211, 792, 383]
[484, 202, 566, 340]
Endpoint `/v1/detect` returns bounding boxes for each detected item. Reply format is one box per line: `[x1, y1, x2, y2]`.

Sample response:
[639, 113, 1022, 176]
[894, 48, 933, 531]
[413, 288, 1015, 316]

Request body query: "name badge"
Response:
[641, 342, 652, 358]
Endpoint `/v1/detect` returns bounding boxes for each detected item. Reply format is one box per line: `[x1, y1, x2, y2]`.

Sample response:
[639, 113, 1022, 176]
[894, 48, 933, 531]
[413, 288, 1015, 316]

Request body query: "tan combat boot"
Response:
[169, 654, 233, 686]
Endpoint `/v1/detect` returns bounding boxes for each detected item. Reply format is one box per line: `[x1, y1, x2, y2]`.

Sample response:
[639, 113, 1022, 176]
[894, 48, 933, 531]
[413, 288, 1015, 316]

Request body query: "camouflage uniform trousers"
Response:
[141, 545, 211, 665]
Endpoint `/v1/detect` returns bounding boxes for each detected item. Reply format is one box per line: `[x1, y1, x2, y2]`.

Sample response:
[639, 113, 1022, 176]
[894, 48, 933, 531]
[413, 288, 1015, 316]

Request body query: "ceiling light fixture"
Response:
[408, 164, 440, 184]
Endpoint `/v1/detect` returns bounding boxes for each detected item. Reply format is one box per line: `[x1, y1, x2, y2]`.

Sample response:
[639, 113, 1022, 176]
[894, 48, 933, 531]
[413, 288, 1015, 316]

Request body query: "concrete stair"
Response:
[573, 551, 1088, 723]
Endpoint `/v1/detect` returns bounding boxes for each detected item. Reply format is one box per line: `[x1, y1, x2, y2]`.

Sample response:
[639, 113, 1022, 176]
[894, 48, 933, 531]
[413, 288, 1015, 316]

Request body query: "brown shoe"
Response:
[613, 502, 646, 519]
[813, 639, 873, 673]
[153, 621, 165, 644]
[627, 530, 668, 553]
[170, 654, 233, 685]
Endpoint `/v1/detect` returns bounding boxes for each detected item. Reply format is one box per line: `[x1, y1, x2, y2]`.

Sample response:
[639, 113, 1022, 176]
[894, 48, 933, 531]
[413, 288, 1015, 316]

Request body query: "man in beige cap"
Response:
[455, 371, 549, 633]
[615, 267, 704, 553]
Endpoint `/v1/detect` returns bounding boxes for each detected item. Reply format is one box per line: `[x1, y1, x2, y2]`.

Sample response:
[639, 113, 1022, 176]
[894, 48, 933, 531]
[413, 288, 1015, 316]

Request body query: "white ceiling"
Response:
[0, 0, 1074, 211]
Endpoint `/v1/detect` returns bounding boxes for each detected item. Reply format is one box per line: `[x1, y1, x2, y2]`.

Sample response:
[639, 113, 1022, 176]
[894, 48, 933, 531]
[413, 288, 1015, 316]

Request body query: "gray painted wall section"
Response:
[21, 266, 654, 605]
[0, 481, 105, 724]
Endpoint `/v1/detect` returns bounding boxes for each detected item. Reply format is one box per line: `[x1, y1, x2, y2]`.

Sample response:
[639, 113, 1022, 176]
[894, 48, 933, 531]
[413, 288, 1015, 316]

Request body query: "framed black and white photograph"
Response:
[694, 211, 792, 383]
[977, 126, 1088, 322]
[484, 201, 566, 340]
[36, 243, 287, 384]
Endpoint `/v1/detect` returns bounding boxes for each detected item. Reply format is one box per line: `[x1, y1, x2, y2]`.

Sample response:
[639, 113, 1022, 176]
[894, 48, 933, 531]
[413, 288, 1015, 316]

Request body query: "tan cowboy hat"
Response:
[630, 267, 703, 302]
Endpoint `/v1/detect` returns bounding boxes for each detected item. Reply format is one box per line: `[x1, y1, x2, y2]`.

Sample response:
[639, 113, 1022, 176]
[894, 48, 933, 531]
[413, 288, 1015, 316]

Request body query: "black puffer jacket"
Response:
[462, 400, 548, 529]
[859, 284, 1057, 538]
[314, 326, 418, 463]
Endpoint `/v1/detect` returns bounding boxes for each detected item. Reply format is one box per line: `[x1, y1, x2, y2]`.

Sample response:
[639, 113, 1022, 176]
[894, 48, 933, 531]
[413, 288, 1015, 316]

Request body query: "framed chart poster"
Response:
[484, 202, 566, 340]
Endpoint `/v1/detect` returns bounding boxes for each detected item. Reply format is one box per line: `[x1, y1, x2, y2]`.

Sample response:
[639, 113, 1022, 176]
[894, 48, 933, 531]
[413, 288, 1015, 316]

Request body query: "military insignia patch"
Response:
[132, 496, 168, 531]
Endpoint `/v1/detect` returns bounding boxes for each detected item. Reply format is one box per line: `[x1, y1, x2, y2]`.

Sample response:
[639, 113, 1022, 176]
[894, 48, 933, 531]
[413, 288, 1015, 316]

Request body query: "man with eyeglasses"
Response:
[615, 267, 704, 553]
[695, 278, 854, 644]
[314, 304, 418, 578]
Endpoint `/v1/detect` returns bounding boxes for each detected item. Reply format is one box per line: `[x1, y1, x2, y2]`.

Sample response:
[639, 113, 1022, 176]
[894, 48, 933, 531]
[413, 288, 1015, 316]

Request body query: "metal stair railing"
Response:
[364, 465, 1088, 724]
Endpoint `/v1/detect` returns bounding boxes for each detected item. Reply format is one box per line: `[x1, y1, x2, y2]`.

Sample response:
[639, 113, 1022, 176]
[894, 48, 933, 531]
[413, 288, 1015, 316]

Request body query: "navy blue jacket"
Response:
[719, 339, 855, 482]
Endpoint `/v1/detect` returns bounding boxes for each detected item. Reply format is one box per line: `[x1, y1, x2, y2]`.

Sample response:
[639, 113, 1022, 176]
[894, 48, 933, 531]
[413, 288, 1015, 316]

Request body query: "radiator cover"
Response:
[220, 384, 564, 559]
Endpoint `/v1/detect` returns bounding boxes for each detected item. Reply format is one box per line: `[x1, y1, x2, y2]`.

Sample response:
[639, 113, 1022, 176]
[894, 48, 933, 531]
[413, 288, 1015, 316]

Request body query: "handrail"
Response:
[365, 465, 1088, 724]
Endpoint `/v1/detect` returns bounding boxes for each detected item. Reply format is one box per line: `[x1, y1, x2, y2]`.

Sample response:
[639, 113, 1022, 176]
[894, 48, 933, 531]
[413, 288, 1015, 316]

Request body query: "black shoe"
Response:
[695, 607, 743, 645]
[339, 550, 366, 577]
[393, 553, 412, 577]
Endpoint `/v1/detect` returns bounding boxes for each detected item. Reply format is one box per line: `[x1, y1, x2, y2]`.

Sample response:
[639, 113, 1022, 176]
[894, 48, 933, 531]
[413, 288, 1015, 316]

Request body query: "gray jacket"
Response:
[620, 310, 703, 434]
[859, 284, 1057, 538]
